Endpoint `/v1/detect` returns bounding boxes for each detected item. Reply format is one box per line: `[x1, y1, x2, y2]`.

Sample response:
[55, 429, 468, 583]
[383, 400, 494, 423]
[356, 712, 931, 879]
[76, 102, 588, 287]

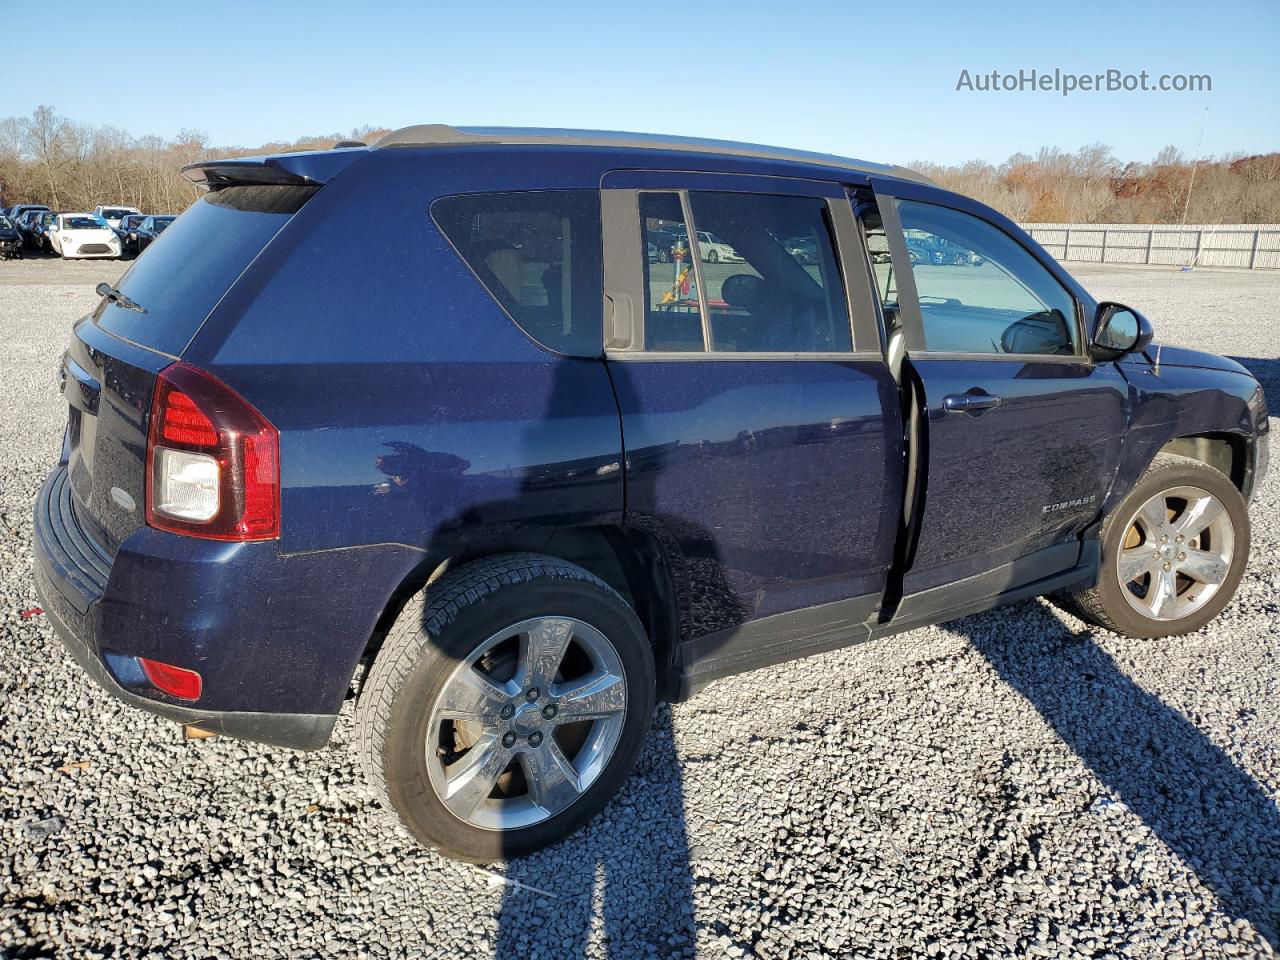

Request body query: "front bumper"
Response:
[33, 465, 340, 750]
[1252, 429, 1270, 501]
[61, 247, 121, 259]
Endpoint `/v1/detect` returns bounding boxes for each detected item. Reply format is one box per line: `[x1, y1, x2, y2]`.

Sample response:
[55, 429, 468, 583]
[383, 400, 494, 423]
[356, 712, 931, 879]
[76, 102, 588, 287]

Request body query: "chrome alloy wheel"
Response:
[1116, 485, 1235, 622]
[426, 617, 627, 831]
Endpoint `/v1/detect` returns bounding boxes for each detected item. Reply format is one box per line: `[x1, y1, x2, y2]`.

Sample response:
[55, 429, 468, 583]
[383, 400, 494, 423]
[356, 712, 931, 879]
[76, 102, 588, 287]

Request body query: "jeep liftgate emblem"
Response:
[1042, 494, 1097, 515]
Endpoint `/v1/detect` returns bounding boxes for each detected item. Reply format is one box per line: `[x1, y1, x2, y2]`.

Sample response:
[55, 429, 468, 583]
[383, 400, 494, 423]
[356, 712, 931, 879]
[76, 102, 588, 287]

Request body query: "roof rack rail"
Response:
[372, 124, 932, 185]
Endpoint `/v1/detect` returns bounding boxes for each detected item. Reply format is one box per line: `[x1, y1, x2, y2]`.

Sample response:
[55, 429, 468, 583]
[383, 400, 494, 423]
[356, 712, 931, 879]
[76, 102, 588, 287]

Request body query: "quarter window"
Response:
[896, 200, 1078, 356]
[432, 191, 603, 357]
[637, 191, 852, 353]
[640, 192, 703, 351]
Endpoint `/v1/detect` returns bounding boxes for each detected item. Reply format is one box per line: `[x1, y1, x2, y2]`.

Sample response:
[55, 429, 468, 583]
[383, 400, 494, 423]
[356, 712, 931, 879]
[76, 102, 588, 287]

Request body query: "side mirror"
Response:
[1092, 302, 1153, 359]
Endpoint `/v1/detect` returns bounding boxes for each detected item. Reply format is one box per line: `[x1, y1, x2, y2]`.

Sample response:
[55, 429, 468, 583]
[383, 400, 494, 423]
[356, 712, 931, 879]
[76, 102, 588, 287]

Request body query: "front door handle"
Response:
[942, 391, 1002, 415]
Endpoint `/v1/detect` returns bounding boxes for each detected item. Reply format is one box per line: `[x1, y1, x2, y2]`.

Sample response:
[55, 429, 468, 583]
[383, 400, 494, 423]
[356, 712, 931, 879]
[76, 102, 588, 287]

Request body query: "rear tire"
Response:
[356, 554, 655, 862]
[1056, 453, 1249, 638]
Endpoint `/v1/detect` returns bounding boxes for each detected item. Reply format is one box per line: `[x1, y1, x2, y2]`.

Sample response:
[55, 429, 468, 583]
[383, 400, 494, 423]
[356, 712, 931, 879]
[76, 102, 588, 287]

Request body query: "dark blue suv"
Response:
[33, 126, 1270, 861]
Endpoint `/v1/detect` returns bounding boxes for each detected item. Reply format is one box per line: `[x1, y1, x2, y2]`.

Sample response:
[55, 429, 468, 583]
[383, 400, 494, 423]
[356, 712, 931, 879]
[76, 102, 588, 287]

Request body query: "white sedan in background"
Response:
[673, 229, 743, 264]
[50, 214, 122, 259]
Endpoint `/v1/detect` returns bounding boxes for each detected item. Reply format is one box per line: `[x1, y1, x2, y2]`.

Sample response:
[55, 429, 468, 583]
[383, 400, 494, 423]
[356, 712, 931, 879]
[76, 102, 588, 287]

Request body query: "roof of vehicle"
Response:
[183, 124, 934, 188]
[372, 124, 933, 185]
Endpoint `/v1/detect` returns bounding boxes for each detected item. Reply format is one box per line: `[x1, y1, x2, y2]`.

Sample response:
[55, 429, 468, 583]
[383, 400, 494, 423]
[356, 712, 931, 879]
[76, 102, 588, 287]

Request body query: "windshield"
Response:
[0, 217, 12, 229]
[153, 218, 174, 232]
[97, 184, 317, 356]
[123, 215, 143, 228]
[65, 216, 106, 230]
[100, 208, 134, 220]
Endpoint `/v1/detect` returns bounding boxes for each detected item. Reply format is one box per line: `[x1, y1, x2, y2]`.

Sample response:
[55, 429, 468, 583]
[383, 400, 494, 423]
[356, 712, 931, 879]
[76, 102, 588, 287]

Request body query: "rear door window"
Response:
[96, 185, 316, 356]
[432, 190, 603, 357]
[689, 191, 852, 353]
[635, 190, 852, 353]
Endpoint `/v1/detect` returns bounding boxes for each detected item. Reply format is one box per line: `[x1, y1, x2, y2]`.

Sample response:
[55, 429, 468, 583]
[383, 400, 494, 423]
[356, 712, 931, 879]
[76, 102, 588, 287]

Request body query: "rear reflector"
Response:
[138, 657, 203, 701]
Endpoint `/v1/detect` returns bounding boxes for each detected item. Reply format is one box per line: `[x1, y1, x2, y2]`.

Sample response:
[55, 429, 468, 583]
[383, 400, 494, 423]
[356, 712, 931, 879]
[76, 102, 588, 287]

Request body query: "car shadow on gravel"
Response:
[1229, 356, 1280, 399]
[967, 608, 1280, 948]
[493, 703, 696, 958]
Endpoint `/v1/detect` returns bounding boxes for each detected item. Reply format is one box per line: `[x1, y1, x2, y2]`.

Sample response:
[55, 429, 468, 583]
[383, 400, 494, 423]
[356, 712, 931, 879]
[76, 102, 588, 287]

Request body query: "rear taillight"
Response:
[145, 362, 279, 540]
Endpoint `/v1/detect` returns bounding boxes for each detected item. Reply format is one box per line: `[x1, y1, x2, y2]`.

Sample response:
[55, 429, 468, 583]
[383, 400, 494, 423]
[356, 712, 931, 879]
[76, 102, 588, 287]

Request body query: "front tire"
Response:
[357, 554, 655, 862]
[1057, 453, 1249, 638]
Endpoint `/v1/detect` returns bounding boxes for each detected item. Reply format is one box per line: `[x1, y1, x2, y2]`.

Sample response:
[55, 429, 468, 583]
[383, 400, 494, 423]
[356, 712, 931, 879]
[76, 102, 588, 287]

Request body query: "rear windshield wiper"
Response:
[95, 282, 146, 314]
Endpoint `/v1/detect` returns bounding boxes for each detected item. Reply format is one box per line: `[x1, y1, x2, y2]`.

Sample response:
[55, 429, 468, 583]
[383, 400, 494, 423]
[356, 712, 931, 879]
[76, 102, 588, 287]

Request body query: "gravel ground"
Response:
[1, 258, 1278, 959]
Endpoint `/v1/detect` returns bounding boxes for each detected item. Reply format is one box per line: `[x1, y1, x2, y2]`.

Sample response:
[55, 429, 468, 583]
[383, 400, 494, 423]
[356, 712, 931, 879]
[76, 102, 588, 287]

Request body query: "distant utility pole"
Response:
[1179, 107, 1209, 268]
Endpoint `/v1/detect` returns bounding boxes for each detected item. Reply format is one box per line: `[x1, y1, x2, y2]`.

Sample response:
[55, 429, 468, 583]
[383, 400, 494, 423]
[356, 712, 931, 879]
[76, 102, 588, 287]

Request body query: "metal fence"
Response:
[1019, 223, 1280, 270]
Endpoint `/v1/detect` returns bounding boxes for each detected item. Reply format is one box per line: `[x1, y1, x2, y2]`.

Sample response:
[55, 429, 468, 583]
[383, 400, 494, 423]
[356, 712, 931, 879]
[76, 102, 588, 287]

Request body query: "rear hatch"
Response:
[63, 183, 319, 555]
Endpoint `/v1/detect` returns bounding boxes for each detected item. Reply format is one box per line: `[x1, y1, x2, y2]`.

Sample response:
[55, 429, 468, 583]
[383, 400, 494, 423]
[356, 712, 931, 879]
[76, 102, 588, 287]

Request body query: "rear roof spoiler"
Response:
[182, 148, 367, 188]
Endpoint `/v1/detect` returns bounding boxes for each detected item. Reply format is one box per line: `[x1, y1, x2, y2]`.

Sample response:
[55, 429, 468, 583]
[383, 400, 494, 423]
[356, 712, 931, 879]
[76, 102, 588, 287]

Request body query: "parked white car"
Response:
[50, 213, 121, 259]
[93, 205, 143, 229]
[675, 229, 742, 263]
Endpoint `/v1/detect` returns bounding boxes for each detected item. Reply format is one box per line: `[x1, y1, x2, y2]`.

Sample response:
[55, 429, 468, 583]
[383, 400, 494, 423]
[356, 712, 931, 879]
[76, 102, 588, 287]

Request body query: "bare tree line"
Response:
[0, 105, 387, 214]
[911, 144, 1280, 224]
[1, 106, 1277, 224]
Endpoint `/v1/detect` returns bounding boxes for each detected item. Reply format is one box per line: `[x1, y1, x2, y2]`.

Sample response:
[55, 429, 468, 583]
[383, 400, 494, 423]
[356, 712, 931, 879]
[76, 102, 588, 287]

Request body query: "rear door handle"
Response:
[942, 392, 1001, 415]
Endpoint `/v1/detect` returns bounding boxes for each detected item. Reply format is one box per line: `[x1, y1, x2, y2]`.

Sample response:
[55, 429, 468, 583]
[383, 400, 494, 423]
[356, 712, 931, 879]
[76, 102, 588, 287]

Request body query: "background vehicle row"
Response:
[0, 205, 175, 259]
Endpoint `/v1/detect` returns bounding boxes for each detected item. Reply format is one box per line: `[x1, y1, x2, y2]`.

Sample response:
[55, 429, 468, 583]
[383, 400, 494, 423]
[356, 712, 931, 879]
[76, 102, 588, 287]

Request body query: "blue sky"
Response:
[6, 0, 1277, 165]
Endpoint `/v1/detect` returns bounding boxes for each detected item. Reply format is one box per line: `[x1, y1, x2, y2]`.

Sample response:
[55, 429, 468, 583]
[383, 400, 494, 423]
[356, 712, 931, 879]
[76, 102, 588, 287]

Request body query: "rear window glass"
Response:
[432, 190, 602, 357]
[96, 184, 316, 356]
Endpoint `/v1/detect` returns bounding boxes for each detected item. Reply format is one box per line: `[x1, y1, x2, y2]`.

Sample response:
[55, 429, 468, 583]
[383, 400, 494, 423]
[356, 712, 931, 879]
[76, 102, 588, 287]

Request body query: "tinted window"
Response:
[432, 191, 602, 357]
[96, 184, 316, 356]
[896, 200, 1077, 356]
[689, 192, 851, 353]
[640, 192, 703, 351]
[636, 191, 851, 353]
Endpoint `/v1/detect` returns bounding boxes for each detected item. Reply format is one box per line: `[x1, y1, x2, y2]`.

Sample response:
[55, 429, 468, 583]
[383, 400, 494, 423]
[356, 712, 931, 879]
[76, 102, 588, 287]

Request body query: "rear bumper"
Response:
[34, 563, 337, 749]
[32, 464, 366, 750]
